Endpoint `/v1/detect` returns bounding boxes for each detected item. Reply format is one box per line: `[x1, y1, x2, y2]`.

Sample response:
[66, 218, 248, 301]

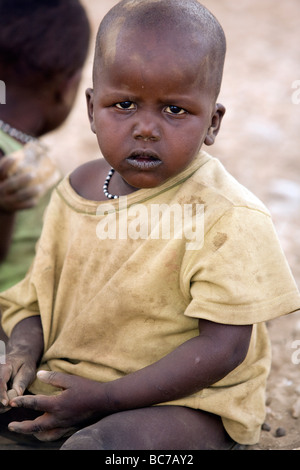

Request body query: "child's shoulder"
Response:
[69, 158, 110, 201]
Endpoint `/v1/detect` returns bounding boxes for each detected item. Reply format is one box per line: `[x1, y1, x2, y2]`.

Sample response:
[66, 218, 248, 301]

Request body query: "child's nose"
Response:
[132, 111, 161, 142]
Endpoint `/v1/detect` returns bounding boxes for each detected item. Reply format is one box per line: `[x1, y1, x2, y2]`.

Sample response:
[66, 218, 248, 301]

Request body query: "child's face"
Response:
[87, 30, 224, 190]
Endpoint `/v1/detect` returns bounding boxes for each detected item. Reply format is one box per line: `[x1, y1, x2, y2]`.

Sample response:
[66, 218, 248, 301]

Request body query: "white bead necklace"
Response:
[103, 168, 119, 199]
[0, 119, 36, 144]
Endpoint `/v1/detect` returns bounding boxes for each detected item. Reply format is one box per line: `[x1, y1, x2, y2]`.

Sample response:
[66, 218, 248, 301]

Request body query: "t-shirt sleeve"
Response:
[183, 206, 300, 324]
[0, 280, 40, 337]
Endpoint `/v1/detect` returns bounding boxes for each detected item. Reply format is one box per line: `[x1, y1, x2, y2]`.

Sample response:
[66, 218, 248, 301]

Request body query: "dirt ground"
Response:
[1, 0, 299, 451]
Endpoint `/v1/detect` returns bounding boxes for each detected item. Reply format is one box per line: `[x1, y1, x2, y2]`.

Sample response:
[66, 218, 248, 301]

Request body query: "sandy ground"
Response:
[1, 0, 299, 450]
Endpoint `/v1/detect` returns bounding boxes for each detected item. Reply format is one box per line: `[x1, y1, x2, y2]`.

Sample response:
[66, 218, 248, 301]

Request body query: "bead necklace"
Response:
[0, 119, 36, 144]
[103, 168, 119, 199]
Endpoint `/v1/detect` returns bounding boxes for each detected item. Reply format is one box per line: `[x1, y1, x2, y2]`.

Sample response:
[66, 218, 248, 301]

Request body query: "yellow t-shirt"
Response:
[1, 151, 299, 445]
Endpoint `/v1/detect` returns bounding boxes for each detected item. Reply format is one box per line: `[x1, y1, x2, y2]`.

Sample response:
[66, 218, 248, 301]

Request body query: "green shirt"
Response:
[0, 128, 22, 154]
[0, 130, 52, 291]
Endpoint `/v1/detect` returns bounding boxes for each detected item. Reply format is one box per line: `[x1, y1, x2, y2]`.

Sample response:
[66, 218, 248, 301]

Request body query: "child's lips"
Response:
[126, 151, 162, 170]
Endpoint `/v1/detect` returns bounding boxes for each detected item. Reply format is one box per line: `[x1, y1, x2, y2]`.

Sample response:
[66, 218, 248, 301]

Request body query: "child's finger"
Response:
[0, 171, 36, 194]
[0, 389, 18, 413]
[12, 184, 42, 201]
[11, 363, 37, 397]
[8, 413, 57, 436]
[7, 389, 18, 400]
[10, 393, 54, 412]
[37, 370, 71, 390]
[0, 364, 14, 406]
[0, 181, 42, 211]
[0, 155, 16, 179]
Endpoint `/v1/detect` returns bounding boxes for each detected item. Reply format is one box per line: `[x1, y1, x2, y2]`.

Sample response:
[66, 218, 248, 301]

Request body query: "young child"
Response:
[0, 0, 299, 450]
[0, 0, 90, 293]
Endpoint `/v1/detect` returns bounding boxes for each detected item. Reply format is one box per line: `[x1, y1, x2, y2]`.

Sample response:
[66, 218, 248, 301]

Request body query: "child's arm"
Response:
[8, 319, 252, 440]
[0, 316, 44, 406]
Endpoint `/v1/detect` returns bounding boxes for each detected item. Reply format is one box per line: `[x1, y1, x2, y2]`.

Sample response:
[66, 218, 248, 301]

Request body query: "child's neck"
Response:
[107, 168, 139, 198]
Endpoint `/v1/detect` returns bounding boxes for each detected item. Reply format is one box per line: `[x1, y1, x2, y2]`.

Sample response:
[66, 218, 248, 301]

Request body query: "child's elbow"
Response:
[226, 325, 252, 372]
[230, 345, 249, 371]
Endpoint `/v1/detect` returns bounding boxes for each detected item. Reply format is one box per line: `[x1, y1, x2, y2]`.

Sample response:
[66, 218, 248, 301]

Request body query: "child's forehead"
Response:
[99, 21, 211, 71]
[96, 34, 213, 98]
[97, 32, 212, 96]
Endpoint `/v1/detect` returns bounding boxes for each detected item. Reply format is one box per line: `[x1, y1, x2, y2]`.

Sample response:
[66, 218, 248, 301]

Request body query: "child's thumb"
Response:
[37, 370, 68, 389]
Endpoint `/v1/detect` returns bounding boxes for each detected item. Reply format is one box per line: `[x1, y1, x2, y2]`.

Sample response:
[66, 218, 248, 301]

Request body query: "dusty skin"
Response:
[0, 390, 17, 414]
[0, 0, 299, 450]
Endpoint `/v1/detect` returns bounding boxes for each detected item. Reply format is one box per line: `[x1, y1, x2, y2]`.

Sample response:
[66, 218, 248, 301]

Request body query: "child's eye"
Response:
[165, 105, 186, 115]
[115, 101, 135, 110]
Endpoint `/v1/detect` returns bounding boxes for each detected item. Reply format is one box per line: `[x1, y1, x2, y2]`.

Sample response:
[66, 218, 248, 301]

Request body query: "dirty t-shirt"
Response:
[1, 151, 299, 445]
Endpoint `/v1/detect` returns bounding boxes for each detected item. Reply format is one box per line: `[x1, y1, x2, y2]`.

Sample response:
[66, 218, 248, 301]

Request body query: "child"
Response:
[0, 0, 299, 450]
[0, 0, 90, 293]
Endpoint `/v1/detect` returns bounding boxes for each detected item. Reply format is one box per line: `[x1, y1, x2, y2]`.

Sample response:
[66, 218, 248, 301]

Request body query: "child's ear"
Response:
[85, 88, 96, 134]
[204, 103, 226, 146]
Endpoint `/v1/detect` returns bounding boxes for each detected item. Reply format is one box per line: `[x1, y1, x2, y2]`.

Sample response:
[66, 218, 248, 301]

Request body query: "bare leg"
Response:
[61, 406, 235, 450]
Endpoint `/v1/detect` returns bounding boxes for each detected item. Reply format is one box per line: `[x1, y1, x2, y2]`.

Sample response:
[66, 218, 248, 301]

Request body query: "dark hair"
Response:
[0, 0, 90, 85]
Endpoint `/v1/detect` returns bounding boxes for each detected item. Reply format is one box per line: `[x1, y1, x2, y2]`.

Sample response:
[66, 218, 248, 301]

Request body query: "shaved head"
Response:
[93, 0, 226, 99]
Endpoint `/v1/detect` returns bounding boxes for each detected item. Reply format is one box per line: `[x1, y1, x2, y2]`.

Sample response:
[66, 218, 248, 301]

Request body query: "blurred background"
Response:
[42, 0, 300, 449]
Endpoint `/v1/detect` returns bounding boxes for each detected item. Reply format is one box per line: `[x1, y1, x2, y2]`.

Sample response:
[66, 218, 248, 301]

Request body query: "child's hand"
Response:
[0, 352, 37, 411]
[0, 156, 41, 212]
[7, 370, 106, 441]
[0, 142, 60, 212]
[0, 389, 17, 414]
